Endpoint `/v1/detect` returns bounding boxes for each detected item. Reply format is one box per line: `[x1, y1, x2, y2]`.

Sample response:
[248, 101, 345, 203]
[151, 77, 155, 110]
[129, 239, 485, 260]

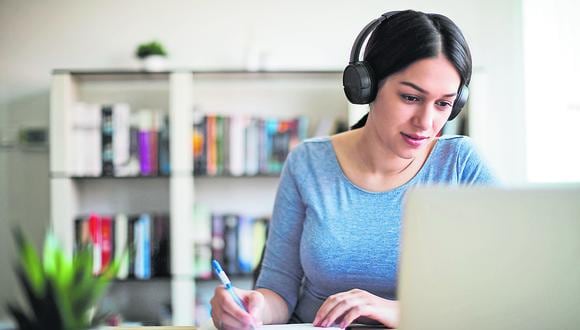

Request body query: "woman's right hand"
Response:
[210, 286, 265, 330]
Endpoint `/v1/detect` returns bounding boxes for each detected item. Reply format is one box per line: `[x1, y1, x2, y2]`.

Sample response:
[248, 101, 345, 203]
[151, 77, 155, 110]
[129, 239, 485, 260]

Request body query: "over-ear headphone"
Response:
[342, 11, 468, 121]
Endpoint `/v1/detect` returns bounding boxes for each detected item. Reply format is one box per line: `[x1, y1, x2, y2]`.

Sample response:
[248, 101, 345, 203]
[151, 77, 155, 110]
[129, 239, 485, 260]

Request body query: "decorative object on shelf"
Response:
[135, 40, 168, 72]
[6, 228, 123, 330]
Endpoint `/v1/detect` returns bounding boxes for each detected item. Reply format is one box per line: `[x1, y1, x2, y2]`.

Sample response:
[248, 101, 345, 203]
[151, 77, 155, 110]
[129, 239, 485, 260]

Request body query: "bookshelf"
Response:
[49, 69, 349, 326]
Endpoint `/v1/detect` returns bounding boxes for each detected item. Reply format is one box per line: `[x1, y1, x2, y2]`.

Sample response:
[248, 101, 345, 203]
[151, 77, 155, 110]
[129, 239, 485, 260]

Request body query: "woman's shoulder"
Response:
[434, 134, 476, 155]
[291, 136, 332, 155]
[425, 134, 477, 169]
[431, 134, 497, 184]
[286, 136, 335, 169]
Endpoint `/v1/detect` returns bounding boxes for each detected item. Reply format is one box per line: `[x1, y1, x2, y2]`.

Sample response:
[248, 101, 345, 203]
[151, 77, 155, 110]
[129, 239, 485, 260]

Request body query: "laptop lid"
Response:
[398, 185, 580, 330]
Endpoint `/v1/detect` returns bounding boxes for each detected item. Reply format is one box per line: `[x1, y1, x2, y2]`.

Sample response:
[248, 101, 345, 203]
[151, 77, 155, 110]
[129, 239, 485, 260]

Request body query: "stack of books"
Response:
[192, 205, 269, 279]
[193, 114, 309, 176]
[74, 213, 171, 279]
[70, 103, 170, 177]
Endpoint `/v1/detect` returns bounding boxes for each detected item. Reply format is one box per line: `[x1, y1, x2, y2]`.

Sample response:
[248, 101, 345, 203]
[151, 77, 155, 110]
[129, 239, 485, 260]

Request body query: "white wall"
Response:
[0, 0, 525, 318]
[523, 0, 580, 182]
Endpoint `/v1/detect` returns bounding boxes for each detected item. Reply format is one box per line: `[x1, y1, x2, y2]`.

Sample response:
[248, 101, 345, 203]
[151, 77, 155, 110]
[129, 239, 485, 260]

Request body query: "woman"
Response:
[210, 10, 496, 329]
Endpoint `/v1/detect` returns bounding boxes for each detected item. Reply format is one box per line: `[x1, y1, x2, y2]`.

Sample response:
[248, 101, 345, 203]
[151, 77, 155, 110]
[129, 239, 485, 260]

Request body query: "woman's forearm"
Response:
[256, 288, 290, 324]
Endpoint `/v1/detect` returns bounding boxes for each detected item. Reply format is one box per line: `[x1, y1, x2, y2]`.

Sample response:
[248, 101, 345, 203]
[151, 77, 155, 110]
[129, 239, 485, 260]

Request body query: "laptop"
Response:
[398, 185, 580, 330]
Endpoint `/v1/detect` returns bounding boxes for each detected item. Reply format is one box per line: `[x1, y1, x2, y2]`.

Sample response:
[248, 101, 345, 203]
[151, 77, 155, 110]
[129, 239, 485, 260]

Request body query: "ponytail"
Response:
[350, 112, 369, 130]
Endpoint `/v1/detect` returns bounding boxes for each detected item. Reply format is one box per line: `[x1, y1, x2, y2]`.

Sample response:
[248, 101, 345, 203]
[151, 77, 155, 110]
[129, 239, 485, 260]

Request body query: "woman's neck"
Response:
[354, 126, 426, 178]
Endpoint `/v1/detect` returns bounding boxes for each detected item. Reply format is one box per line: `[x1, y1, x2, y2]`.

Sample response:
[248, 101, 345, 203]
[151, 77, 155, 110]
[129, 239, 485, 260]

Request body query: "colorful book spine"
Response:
[100, 216, 113, 270]
[101, 106, 115, 176]
[237, 215, 254, 274]
[152, 214, 171, 277]
[115, 213, 129, 279]
[158, 114, 171, 175]
[223, 214, 239, 274]
[138, 110, 154, 176]
[211, 214, 225, 267]
[136, 214, 152, 279]
[193, 113, 207, 175]
[112, 103, 131, 176]
[206, 115, 217, 176]
[88, 214, 102, 274]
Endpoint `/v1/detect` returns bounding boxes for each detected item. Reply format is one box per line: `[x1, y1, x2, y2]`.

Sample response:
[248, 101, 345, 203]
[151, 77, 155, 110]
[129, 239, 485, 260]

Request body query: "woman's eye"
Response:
[401, 94, 420, 102]
[436, 101, 453, 108]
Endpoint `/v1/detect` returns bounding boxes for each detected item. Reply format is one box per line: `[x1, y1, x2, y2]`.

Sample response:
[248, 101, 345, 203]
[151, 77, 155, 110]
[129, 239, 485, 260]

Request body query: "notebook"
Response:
[398, 185, 580, 330]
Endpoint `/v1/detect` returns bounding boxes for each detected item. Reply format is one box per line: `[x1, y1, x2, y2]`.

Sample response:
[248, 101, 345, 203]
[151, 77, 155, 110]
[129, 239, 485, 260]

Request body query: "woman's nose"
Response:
[413, 105, 434, 129]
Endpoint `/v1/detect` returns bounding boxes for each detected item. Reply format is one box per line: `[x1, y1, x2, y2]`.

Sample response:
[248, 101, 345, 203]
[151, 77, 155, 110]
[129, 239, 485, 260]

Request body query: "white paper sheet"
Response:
[258, 324, 340, 329]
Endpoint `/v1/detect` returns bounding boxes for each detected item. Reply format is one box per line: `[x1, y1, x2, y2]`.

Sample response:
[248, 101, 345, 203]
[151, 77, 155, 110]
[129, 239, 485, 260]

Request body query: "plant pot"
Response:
[141, 55, 168, 72]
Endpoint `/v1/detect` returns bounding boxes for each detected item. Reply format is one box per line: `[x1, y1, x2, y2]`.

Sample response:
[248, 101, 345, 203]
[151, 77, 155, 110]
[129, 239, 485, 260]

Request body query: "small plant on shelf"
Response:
[135, 40, 169, 72]
[5, 228, 123, 330]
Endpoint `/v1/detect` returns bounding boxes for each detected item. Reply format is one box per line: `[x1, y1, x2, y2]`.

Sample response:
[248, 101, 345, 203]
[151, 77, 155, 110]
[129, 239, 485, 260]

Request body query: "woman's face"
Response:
[369, 54, 461, 160]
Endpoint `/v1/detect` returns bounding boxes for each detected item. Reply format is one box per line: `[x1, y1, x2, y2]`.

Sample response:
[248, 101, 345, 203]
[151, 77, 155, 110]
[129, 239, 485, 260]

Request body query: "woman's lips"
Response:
[401, 132, 429, 148]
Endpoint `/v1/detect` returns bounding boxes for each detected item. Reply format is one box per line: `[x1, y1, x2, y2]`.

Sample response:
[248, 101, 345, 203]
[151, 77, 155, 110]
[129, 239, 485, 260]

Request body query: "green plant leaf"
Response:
[10, 228, 122, 329]
[6, 303, 40, 330]
[136, 40, 167, 58]
[13, 228, 45, 296]
[42, 231, 58, 278]
[14, 267, 64, 330]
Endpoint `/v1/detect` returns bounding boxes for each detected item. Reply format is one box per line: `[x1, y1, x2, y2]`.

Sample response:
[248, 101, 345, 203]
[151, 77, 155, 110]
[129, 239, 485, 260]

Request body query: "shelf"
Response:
[112, 274, 255, 283]
[53, 68, 342, 75]
[50, 174, 279, 179]
[50, 69, 349, 326]
[194, 173, 280, 178]
[51, 174, 171, 179]
[114, 276, 174, 282]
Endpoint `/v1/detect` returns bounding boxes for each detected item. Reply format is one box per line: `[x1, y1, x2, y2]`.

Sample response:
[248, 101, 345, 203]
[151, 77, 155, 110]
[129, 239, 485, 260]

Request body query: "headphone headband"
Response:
[349, 11, 401, 64]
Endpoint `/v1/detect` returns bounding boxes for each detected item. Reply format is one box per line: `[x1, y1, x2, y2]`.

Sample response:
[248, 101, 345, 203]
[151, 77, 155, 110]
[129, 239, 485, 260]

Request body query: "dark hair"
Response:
[351, 10, 472, 129]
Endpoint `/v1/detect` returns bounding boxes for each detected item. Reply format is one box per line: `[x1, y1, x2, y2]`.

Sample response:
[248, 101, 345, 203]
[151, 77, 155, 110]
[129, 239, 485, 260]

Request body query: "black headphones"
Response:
[342, 11, 468, 121]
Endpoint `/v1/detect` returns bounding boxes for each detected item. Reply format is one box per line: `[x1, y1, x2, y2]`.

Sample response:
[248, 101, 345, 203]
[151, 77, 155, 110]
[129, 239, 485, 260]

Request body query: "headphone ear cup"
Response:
[343, 62, 376, 104]
[448, 84, 469, 121]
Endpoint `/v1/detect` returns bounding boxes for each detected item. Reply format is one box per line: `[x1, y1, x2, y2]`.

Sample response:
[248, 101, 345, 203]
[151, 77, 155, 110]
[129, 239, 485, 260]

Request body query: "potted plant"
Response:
[136, 40, 168, 72]
[5, 228, 123, 330]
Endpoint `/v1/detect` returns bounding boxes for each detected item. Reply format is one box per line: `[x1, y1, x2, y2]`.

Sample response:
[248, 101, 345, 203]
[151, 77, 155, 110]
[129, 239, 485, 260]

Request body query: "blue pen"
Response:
[212, 260, 256, 329]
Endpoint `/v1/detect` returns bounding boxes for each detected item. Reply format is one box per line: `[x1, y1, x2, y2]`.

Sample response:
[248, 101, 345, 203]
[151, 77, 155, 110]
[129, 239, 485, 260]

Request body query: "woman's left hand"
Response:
[312, 289, 399, 329]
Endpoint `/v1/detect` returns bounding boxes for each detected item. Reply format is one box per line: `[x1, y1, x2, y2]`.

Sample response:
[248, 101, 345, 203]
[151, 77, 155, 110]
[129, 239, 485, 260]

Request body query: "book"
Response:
[141, 213, 152, 279]
[101, 105, 114, 176]
[245, 118, 260, 176]
[211, 214, 225, 269]
[138, 110, 154, 176]
[74, 216, 91, 253]
[71, 103, 102, 176]
[193, 205, 212, 279]
[265, 118, 278, 174]
[115, 111, 141, 176]
[158, 114, 171, 175]
[252, 218, 268, 271]
[127, 215, 139, 278]
[216, 115, 224, 175]
[134, 213, 152, 279]
[149, 112, 161, 175]
[112, 103, 131, 176]
[258, 118, 267, 174]
[115, 213, 129, 279]
[88, 214, 102, 274]
[206, 115, 217, 176]
[193, 112, 207, 175]
[152, 214, 171, 277]
[223, 214, 239, 274]
[100, 215, 113, 271]
[229, 115, 246, 176]
[237, 215, 254, 274]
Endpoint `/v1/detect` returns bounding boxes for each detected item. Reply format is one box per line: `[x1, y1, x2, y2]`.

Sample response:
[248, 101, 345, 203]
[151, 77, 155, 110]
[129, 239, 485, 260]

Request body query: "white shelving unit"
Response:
[50, 69, 349, 326]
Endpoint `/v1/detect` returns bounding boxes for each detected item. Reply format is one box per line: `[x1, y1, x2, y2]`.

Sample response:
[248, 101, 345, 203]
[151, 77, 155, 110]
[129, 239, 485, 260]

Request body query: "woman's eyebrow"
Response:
[400, 81, 457, 97]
